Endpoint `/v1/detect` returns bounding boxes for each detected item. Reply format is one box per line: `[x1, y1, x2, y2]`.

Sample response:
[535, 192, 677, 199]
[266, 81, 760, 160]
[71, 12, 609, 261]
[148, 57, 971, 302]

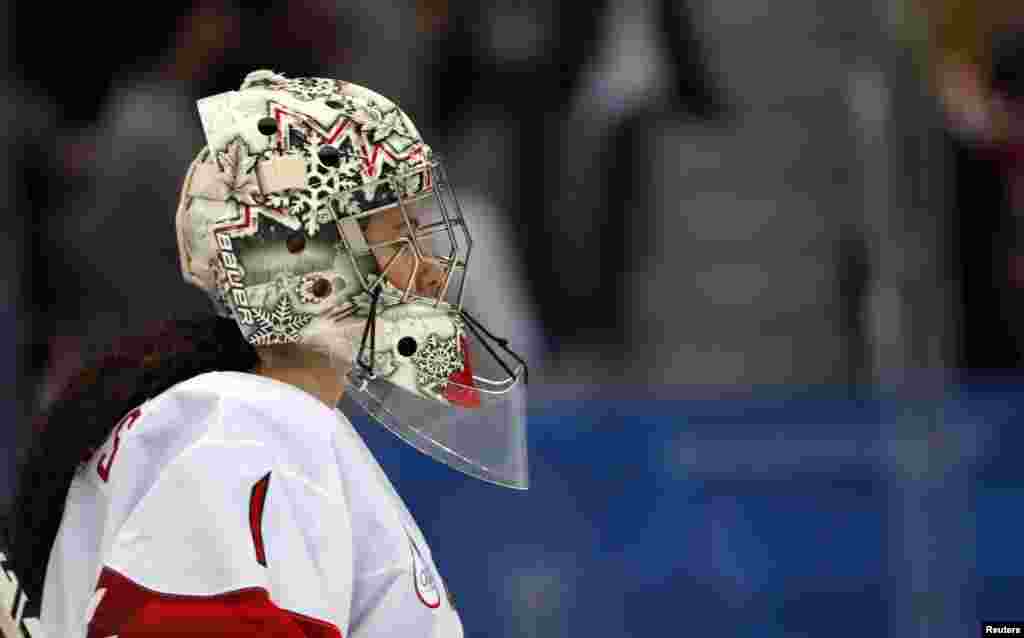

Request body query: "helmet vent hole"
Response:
[312, 278, 332, 298]
[325, 100, 344, 110]
[318, 145, 341, 168]
[286, 231, 306, 254]
[257, 117, 278, 135]
[397, 336, 418, 357]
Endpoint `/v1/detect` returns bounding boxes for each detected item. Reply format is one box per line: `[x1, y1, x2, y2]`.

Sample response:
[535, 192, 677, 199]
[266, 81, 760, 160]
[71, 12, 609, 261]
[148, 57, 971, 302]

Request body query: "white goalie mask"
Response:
[176, 70, 528, 489]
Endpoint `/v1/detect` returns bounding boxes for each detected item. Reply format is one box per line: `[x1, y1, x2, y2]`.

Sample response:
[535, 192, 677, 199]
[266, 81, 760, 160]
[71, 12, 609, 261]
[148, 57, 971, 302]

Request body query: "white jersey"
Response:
[39, 371, 463, 638]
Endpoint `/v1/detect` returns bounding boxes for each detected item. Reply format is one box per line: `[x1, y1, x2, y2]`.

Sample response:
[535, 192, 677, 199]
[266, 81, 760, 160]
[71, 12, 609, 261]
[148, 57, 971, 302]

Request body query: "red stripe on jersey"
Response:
[250, 472, 272, 567]
[87, 567, 343, 637]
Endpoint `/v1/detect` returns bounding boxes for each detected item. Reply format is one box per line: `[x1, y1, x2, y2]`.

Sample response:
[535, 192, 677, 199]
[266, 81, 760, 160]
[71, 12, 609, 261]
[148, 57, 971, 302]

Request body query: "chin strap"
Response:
[459, 309, 529, 385]
[356, 285, 382, 378]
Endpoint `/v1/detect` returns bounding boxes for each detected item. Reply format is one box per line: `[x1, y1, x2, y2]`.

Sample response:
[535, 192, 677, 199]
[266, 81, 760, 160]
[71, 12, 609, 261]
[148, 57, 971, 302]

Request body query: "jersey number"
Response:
[96, 407, 143, 482]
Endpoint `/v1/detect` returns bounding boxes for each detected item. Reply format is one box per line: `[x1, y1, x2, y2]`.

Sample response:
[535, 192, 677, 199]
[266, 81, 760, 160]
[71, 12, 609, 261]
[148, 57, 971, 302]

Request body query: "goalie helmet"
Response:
[175, 70, 528, 489]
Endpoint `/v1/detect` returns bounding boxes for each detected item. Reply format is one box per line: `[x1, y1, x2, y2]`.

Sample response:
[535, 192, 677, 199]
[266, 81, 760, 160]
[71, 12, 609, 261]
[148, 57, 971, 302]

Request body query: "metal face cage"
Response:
[333, 158, 471, 311]
[335, 158, 528, 398]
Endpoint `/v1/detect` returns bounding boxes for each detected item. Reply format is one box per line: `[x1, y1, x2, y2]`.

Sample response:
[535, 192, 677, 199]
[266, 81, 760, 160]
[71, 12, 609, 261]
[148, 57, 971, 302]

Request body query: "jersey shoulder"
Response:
[167, 370, 340, 443]
[78, 370, 343, 498]
[84, 373, 355, 635]
[159, 371, 343, 480]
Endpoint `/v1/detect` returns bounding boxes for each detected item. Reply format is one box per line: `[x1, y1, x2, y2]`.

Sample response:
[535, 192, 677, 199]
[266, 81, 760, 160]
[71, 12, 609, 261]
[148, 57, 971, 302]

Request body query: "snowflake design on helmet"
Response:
[412, 332, 464, 390]
[272, 77, 347, 102]
[261, 129, 370, 236]
[333, 191, 363, 219]
[325, 94, 361, 117]
[247, 294, 315, 345]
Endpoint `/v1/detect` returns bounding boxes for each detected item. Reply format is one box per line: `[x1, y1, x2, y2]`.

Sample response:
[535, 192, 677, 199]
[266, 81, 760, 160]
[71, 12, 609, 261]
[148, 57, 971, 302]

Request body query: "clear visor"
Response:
[342, 322, 529, 489]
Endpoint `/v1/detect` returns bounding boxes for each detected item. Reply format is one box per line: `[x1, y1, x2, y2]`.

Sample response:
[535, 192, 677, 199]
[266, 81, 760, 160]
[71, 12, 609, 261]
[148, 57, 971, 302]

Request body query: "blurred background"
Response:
[3, 0, 1024, 635]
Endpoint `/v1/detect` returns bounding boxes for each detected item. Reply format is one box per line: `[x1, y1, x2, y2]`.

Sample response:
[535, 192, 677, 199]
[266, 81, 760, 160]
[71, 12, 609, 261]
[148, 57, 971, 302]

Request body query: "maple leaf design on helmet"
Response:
[363, 107, 418, 153]
[215, 138, 263, 206]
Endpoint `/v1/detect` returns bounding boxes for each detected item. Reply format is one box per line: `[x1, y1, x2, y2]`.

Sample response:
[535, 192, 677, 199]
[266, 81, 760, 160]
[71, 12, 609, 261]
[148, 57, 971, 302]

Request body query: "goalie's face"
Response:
[363, 205, 445, 298]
